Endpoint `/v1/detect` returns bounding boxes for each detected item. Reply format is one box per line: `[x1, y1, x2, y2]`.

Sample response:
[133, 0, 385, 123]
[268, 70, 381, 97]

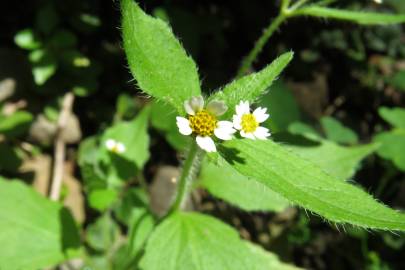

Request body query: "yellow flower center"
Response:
[189, 110, 217, 136]
[241, 113, 258, 133]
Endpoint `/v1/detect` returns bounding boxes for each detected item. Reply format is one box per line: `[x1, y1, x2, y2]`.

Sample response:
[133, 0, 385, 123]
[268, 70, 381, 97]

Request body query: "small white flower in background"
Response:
[176, 96, 236, 152]
[373, 0, 382, 4]
[105, 139, 126, 154]
[233, 101, 270, 140]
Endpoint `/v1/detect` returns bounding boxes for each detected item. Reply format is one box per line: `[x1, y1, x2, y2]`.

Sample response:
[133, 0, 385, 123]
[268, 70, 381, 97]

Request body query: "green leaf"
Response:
[219, 139, 405, 230]
[379, 107, 405, 129]
[258, 81, 300, 132]
[121, 0, 201, 113]
[0, 179, 81, 269]
[86, 213, 120, 252]
[210, 52, 293, 119]
[288, 122, 321, 140]
[14, 28, 41, 50]
[388, 70, 405, 92]
[294, 6, 405, 25]
[101, 106, 151, 170]
[320, 116, 358, 144]
[88, 189, 118, 212]
[286, 139, 378, 180]
[140, 212, 253, 270]
[374, 129, 405, 171]
[0, 111, 33, 138]
[0, 143, 22, 173]
[244, 242, 303, 270]
[29, 49, 58, 85]
[199, 158, 289, 212]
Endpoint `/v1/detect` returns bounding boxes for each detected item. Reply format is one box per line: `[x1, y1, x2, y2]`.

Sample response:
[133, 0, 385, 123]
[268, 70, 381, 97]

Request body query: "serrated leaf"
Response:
[0, 179, 81, 270]
[320, 116, 358, 144]
[140, 212, 253, 270]
[209, 52, 293, 119]
[374, 129, 405, 171]
[219, 139, 405, 230]
[378, 107, 405, 129]
[286, 139, 378, 180]
[199, 158, 289, 212]
[295, 6, 405, 25]
[121, 0, 201, 113]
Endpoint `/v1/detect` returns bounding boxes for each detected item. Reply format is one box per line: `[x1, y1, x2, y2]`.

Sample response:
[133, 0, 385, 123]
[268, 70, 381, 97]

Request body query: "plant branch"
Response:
[49, 92, 75, 201]
[237, 14, 287, 77]
[166, 140, 199, 215]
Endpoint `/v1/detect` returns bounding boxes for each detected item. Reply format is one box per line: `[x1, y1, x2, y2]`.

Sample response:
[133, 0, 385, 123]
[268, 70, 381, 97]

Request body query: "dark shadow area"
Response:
[59, 207, 81, 256]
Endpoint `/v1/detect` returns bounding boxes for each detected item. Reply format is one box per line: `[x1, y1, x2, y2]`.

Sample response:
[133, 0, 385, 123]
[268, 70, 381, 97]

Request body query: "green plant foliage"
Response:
[320, 116, 358, 144]
[199, 158, 289, 212]
[258, 81, 300, 132]
[0, 179, 81, 269]
[101, 106, 151, 171]
[295, 6, 405, 25]
[388, 70, 405, 92]
[0, 111, 33, 138]
[286, 139, 378, 180]
[29, 49, 58, 85]
[244, 242, 303, 270]
[379, 107, 405, 129]
[374, 129, 405, 171]
[86, 213, 120, 252]
[121, 0, 201, 114]
[0, 144, 22, 173]
[88, 189, 118, 212]
[14, 28, 42, 50]
[219, 139, 405, 230]
[140, 212, 300, 270]
[288, 122, 320, 140]
[209, 52, 293, 119]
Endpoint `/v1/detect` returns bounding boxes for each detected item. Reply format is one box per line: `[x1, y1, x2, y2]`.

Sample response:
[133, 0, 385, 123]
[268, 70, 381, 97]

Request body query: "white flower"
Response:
[176, 96, 236, 152]
[232, 101, 270, 140]
[105, 139, 126, 154]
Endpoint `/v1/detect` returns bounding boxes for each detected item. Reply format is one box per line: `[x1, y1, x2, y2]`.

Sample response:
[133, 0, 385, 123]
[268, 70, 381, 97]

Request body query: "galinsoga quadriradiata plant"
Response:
[118, 0, 405, 269]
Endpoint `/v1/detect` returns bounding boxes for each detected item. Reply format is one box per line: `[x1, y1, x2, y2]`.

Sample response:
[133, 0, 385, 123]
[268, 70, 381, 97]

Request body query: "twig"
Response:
[49, 92, 75, 201]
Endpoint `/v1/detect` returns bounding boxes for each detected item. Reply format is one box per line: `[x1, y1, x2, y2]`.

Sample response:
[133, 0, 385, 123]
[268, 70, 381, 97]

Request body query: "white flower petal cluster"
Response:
[105, 139, 126, 154]
[176, 96, 236, 152]
[233, 101, 270, 140]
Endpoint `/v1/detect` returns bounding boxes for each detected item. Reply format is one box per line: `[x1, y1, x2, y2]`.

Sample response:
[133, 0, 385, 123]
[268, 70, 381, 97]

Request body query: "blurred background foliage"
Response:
[1, 0, 405, 269]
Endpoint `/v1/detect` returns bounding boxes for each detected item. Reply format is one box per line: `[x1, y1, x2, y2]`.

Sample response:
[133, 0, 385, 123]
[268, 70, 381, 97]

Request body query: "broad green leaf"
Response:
[0, 179, 81, 270]
[219, 139, 405, 230]
[140, 212, 253, 270]
[286, 139, 378, 180]
[121, 0, 201, 113]
[86, 213, 120, 252]
[88, 189, 118, 211]
[294, 6, 405, 25]
[258, 81, 300, 132]
[288, 122, 321, 140]
[199, 158, 289, 212]
[244, 242, 303, 270]
[320, 116, 358, 144]
[0, 111, 33, 138]
[374, 129, 405, 171]
[378, 107, 405, 129]
[14, 28, 41, 50]
[210, 52, 294, 119]
[101, 106, 151, 170]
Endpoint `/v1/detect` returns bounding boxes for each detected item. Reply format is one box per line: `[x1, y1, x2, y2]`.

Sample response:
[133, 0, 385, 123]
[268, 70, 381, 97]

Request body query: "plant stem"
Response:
[237, 14, 287, 77]
[167, 140, 199, 215]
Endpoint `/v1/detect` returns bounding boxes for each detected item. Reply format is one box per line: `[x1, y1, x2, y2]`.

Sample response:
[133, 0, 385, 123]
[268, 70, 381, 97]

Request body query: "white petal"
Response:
[253, 107, 269, 123]
[240, 130, 256, 140]
[236, 101, 250, 116]
[184, 101, 196, 115]
[232, 115, 242, 130]
[207, 100, 227, 116]
[196, 136, 216, 152]
[254, 126, 271, 140]
[176, 117, 192, 135]
[214, 121, 236, 140]
[116, 143, 126, 153]
[105, 139, 116, 150]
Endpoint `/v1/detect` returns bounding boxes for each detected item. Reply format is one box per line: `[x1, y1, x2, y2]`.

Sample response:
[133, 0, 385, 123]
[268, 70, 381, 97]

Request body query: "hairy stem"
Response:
[167, 140, 199, 215]
[237, 14, 287, 77]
